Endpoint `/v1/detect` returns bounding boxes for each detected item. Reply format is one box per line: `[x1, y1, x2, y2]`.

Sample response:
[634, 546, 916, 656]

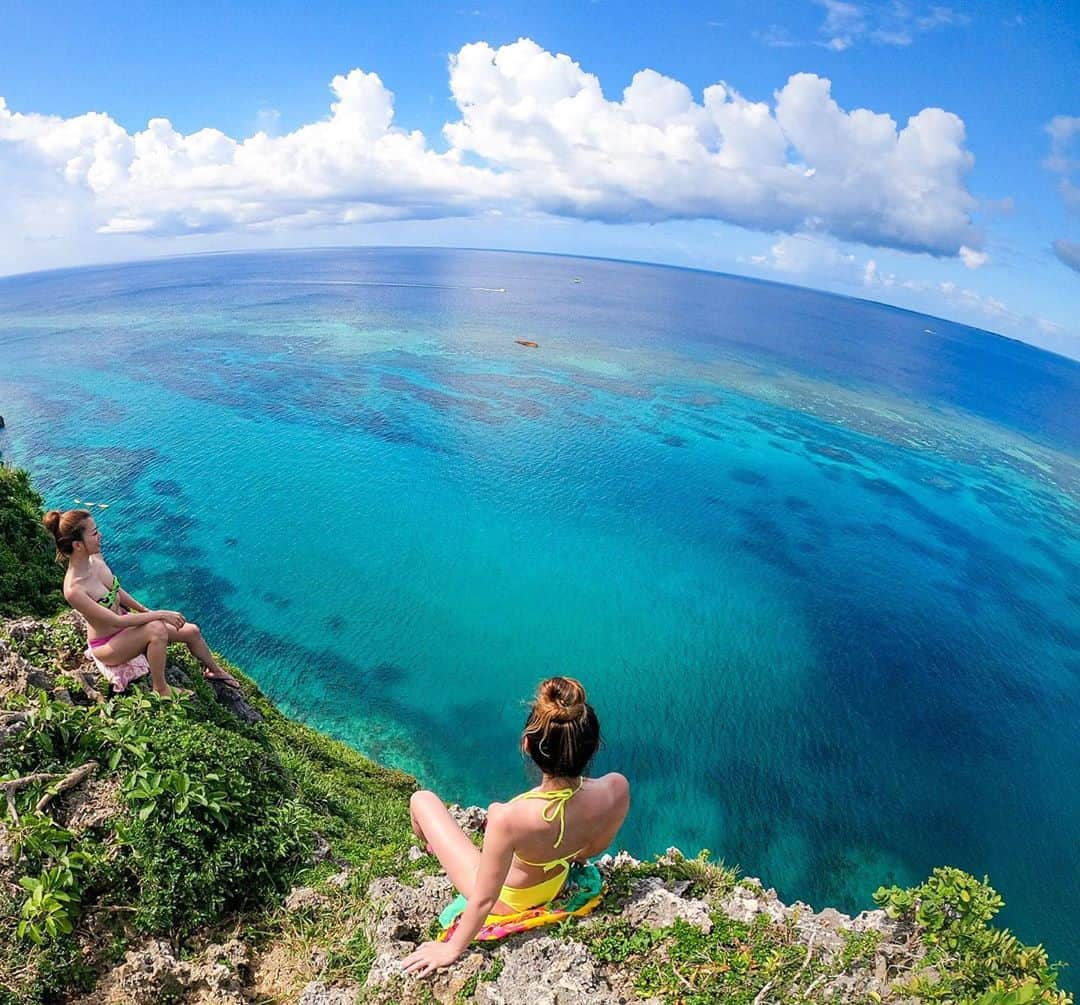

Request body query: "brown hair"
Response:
[523, 676, 600, 778]
[42, 509, 92, 563]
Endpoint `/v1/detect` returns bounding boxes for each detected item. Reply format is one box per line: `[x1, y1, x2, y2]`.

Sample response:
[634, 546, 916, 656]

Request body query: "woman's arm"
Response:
[117, 587, 147, 613]
[66, 585, 182, 631]
[402, 803, 516, 976]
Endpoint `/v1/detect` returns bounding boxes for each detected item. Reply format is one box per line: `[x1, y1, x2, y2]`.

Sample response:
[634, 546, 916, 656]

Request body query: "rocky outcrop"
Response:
[475, 936, 629, 1005]
[620, 875, 713, 932]
[0, 613, 261, 722]
[73, 938, 252, 1005]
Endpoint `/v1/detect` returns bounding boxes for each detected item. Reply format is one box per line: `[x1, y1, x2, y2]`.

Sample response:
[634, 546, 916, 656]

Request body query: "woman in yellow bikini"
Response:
[403, 676, 630, 977]
[43, 508, 239, 698]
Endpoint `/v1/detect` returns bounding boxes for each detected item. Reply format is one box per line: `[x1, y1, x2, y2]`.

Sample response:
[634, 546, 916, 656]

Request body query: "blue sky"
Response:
[2, 1, 1078, 356]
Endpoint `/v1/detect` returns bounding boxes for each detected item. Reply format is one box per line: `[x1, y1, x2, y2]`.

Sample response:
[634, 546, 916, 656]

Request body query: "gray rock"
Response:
[851, 908, 893, 932]
[312, 832, 332, 862]
[448, 803, 487, 836]
[475, 936, 623, 1005]
[84, 936, 249, 1004]
[0, 638, 51, 699]
[55, 777, 122, 834]
[368, 874, 455, 947]
[284, 886, 330, 914]
[3, 618, 43, 643]
[718, 883, 787, 926]
[205, 675, 262, 721]
[621, 876, 712, 933]
[366, 948, 487, 1004]
[326, 869, 352, 889]
[298, 981, 359, 1005]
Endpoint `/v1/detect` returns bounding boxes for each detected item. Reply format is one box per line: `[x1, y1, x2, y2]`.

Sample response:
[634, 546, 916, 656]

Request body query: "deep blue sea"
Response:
[1, 248, 1077, 970]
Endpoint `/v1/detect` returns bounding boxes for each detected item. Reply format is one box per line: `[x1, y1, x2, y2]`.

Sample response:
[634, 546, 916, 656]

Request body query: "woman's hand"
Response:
[153, 610, 186, 630]
[401, 940, 460, 977]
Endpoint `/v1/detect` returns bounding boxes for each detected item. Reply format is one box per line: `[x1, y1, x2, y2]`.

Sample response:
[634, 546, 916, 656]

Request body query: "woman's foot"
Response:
[202, 665, 241, 688]
[154, 684, 193, 699]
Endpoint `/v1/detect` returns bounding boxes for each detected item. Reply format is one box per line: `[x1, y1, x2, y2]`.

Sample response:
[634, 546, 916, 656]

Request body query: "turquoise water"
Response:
[1, 248, 1077, 969]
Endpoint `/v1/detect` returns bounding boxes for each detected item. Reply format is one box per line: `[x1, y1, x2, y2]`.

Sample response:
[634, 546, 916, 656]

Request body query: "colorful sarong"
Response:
[85, 647, 150, 692]
[438, 862, 604, 942]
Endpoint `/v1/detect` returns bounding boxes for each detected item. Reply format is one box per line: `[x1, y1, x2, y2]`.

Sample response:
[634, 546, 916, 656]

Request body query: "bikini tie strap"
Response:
[514, 778, 583, 849]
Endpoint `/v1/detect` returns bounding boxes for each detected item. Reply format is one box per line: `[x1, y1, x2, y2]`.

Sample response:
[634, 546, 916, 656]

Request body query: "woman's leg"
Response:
[409, 791, 481, 896]
[168, 622, 239, 685]
[92, 620, 179, 697]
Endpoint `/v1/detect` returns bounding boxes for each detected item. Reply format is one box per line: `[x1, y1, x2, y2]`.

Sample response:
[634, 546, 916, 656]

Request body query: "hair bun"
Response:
[537, 676, 588, 723]
[523, 676, 600, 778]
[43, 510, 62, 536]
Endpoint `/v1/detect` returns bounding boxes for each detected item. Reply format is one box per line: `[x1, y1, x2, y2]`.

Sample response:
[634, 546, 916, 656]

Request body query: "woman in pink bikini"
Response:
[402, 676, 630, 976]
[43, 508, 239, 698]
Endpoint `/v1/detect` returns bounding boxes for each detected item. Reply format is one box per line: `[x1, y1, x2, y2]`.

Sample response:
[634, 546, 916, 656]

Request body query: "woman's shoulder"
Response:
[63, 565, 89, 595]
[89, 555, 114, 579]
[484, 799, 533, 844]
[593, 771, 629, 792]
[589, 772, 630, 806]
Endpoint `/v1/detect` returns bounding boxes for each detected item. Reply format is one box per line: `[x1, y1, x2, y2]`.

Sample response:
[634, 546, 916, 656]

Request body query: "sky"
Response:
[1, 1, 1078, 358]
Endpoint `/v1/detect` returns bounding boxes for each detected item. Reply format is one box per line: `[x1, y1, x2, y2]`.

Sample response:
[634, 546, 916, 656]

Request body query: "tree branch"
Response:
[1, 772, 59, 823]
[36, 762, 98, 813]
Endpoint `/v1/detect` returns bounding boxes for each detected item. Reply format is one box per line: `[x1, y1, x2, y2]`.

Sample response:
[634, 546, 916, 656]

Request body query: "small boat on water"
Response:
[515, 339, 540, 348]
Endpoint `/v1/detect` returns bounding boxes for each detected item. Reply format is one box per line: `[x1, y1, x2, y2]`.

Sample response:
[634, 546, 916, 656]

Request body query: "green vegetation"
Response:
[0, 467, 64, 619]
[875, 868, 1069, 1004]
[0, 619, 417, 1005]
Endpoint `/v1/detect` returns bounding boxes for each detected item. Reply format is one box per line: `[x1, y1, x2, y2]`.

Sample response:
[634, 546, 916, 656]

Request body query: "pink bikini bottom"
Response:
[89, 627, 126, 648]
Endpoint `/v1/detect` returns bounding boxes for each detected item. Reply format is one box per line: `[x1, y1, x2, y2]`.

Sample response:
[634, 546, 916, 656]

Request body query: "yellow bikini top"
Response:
[511, 779, 584, 870]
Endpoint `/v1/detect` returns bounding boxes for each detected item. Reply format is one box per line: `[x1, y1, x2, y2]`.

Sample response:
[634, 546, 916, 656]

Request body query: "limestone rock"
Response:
[365, 949, 486, 1005]
[0, 637, 51, 699]
[3, 618, 44, 643]
[285, 886, 330, 914]
[448, 803, 487, 836]
[84, 936, 250, 1004]
[326, 868, 352, 889]
[475, 936, 624, 1005]
[718, 881, 787, 926]
[621, 876, 712, 933]
[368, 874, 455, 946]
[298, 980, 360, 1005]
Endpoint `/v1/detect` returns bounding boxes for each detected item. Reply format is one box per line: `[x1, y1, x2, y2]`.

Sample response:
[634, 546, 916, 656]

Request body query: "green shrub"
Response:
[875, 867, 1068, 1004]
[0, 467, 65, 619]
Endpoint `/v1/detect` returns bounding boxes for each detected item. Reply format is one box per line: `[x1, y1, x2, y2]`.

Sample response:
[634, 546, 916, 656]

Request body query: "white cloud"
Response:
[747, 230, 1072, 348]
[0, 40, 983, 274]
[1052, 238, 1080, 274]
[752, 232, 859, 279]
[1045, 115, 1080, 209]
[959, 245, 989, 269]
[445, 41, 979, 253]
[811, 1, 968, 50]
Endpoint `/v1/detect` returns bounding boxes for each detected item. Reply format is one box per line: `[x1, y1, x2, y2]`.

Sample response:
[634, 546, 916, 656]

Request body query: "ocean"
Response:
[1, 247, 1077, 969]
